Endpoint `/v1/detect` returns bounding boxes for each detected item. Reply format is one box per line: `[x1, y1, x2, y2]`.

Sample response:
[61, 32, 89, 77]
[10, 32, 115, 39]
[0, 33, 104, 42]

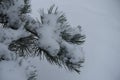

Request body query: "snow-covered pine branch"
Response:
[0, 0, 85, 80]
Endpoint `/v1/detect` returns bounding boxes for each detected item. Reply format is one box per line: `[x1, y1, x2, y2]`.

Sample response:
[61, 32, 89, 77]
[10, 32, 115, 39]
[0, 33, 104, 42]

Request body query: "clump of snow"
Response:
[61, 41, 84, 63]
[0, 27, 30, 45]
[36, 14, 61, 56]
[0, 43, 11, 60]
[0, 0, 25, 29]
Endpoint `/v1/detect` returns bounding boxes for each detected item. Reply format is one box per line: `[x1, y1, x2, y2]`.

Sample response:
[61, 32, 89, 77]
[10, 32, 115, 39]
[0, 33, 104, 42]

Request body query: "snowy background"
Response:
[31, 0, 120, 80]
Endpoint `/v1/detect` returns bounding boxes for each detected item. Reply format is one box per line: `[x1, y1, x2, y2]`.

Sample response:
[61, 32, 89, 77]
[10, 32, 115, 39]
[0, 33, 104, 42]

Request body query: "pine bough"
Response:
[0, 0, 85, 80]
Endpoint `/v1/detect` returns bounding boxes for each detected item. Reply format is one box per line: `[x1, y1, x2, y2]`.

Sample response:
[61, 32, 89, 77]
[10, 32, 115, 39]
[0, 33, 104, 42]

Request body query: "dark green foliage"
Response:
[8, 35, 37, 56]
[20, 0, 31, 14]
[27, 70, 37, 80]
[0, 13, 8, 27]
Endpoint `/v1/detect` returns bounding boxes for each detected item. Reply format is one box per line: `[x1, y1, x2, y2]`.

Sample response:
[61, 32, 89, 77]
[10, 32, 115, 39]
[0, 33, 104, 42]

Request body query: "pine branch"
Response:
[6, 4, 85, 73]
[20, 0, 31, 14]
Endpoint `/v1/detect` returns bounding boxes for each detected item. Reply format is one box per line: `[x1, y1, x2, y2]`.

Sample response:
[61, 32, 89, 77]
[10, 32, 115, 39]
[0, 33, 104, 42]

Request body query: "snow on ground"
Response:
[31, 0, 120, 80]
